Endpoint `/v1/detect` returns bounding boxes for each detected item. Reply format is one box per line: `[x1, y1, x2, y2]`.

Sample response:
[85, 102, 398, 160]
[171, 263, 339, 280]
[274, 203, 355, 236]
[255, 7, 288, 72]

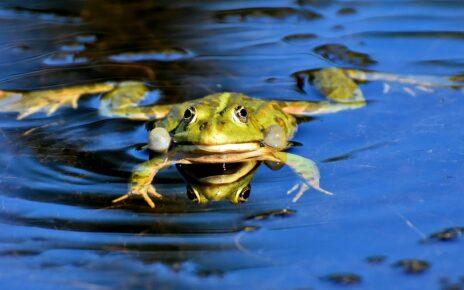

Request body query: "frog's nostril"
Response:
[199, 122, 208, 131]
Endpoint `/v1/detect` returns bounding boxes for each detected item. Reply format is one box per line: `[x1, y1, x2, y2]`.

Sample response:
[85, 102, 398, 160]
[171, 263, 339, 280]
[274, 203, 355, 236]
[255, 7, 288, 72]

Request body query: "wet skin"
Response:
[0, 67, 377, 208]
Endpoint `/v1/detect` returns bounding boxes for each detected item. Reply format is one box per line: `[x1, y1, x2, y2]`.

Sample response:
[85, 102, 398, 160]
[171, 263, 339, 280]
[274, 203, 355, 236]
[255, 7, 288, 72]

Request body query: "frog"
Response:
[0, 67, 372, 208]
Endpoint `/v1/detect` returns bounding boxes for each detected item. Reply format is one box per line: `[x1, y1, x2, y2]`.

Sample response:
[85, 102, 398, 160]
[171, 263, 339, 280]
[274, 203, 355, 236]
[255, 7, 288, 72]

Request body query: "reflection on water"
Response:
[0, 0, 464, 289]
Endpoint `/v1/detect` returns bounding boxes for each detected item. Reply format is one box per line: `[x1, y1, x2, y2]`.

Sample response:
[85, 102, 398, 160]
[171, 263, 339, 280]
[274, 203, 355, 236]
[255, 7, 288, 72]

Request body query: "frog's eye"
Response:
[183, 106, 196, 123]
[234, 105, 248, 123]
[186, 184, 199, 202]
[237, 184, 251, 203]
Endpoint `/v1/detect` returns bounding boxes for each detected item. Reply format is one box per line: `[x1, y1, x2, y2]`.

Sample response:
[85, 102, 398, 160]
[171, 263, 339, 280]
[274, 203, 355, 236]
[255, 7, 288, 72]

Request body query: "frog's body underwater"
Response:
[1, 67, 455, 207]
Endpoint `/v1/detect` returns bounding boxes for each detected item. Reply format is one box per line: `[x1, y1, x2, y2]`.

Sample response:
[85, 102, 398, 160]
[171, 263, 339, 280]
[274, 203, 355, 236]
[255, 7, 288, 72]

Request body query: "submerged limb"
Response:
[0, 83, 116, 119]
[280, 100, 365, 117]
[282, 66, 464, 117]
[269, 152, 333, 201]
[0, 81, 171, 121]
[344, 68, 464, 89]
[112, 155, 173, 208]
[99, 81, 172, 120]
[313, 67, 365, 103]
[280, 67, 366, 117]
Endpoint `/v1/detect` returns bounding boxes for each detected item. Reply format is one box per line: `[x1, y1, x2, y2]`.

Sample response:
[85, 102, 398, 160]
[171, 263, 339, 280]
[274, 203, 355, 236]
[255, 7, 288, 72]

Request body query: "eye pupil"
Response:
[186, 185, 197, 201]
[183, 107, 195, 121]
[235, 106, 248, 122]
[238, 185, 251, 202]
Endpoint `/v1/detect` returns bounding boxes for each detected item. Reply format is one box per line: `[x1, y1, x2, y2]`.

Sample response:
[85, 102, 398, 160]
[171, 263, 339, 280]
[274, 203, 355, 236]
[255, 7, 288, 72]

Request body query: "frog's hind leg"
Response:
[262, 152, 333, 202]
[99, 81, 172, 121]
[344, 69, 464, 89]
[0, 81, 172, 121]
[280, 67, 366, 117]
[0, 83, 116, 119]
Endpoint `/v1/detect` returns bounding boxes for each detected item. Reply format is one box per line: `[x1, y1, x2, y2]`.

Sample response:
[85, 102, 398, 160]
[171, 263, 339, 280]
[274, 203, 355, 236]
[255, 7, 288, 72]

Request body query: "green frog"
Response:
[0, 68, 367, 207]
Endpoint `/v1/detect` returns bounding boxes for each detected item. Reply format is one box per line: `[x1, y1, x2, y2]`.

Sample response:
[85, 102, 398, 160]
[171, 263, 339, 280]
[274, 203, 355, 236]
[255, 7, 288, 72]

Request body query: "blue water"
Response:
[0, 1, 463, 289]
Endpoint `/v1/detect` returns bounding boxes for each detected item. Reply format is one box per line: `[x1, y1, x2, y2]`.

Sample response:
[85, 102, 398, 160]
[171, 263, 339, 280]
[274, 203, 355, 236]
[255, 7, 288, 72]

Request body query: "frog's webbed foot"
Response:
[265, 151, 333, 202]
[112, 184, 163, 208]
[112, 156, 172, 208]
[0, 83, 116, 119]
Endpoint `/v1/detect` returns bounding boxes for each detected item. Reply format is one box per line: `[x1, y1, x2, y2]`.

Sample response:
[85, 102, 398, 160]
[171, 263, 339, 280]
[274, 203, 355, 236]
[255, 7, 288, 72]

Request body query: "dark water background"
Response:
[0, 1, 464, 289]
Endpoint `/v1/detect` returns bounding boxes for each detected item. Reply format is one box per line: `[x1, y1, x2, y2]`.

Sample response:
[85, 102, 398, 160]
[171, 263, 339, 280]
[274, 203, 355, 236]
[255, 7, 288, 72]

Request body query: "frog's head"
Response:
[176, 161, 259, 204]
[170, 92, 266, 153]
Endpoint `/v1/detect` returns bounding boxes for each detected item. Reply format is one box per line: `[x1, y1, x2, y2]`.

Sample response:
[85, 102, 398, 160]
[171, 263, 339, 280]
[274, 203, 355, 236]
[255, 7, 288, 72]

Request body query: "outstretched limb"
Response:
[265, 151, 333, 202]
[0, 81, 172, 121]
[344, 68, 464, 89]
[0, 83, 116, 119]
[99, 81, 172, 120]
[280, 67, 366, 117]
[112, 155, 173, 208]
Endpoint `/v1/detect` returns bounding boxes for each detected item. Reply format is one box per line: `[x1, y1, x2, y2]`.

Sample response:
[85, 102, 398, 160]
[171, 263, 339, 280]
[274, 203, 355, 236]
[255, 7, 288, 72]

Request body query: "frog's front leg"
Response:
[112, 155, 173, 208]
[262, 151, 333, 202]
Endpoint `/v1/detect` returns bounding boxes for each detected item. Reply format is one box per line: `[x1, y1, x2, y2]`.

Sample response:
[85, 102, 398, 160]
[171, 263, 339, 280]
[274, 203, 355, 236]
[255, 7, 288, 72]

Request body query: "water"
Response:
[0, 1, 463, 289]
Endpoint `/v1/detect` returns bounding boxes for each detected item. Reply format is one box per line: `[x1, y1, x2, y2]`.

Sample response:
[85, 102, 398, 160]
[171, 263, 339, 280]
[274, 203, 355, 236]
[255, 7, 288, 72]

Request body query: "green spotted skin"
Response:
[158, 92, 298, 146]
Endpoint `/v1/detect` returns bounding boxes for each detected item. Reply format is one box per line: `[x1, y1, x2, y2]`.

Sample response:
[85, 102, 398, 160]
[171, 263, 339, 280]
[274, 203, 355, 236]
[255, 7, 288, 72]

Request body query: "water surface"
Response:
[0, 1, 464, 289]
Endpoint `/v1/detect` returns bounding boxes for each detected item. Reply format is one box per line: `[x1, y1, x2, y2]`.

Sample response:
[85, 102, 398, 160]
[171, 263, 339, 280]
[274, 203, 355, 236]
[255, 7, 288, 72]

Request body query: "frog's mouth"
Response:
[176, 161, 259, 184]
[174, 142, 261, 153]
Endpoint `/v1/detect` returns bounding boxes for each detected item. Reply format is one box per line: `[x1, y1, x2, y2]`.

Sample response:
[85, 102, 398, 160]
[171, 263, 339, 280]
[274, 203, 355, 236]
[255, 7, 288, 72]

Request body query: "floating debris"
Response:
[75, 35, 97, 44]
[265, 77, 278, 83]
[215, 7, 321, 22]
[59, 43, 86, 53]
[366, 255, 387, 264]
[246, 209, 296, 220]
[332, 24, 345, 31]
[242, 225, 260, 232]
[282, 33, 317, 44]
[450, 74, 464, 84]
[337, 7, 357, 15]
[43, 53, 89, 66]
[393, 259, 430, 274]
[296, 0, 329, 6]
[11, 44, 31, 53]
[421, 227, 464, 243]
[313, 44, 377, 67]
[108, 48, 194, 62]
[321, 273, 362, 285]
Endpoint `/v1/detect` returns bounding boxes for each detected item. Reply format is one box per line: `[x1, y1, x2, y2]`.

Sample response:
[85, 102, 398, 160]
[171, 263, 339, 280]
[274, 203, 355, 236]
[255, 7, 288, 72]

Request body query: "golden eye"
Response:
[183, 106, 196, 123]
[237, 184, 251, 203]
[234, 105, 248, 123]
[186, 185, 199, 202]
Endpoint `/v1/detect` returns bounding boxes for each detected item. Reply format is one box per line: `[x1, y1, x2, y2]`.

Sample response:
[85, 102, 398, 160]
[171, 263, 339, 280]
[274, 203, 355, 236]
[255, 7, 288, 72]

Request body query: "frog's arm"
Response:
[279, 67, 366, 117]
[0, 81, 172, 121]
[264, 151, 333, 202]
[112, 155, 173, 208]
